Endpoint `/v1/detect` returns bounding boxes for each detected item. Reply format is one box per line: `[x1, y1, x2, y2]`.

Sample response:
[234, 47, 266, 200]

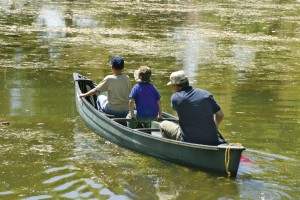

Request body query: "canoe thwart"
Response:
[161, 118, 178, 122]
[111, 118, 178, 122]
[111, 118, 133, 122]
[133, 128, 161, 132]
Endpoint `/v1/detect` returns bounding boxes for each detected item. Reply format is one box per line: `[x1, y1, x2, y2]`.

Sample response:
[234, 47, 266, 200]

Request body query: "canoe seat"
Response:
[111, 118, 132, 122]
[133, 128, 161, 136]
[110, 118, 130, 127]
[133, 128, 160, 132]
[160, 118, 179, 122]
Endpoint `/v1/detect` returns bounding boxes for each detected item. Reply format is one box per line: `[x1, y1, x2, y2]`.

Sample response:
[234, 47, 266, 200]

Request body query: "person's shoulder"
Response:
[104, 74, 116, 79]
[145, 82, 155, 87]
[144, 82, 158, 90]
[133, 83, 140, 88]
[194, 87, 210, 94]
[171, 91, 181, 99]
[120, 73, 130, 81]
[129, 83, 139, 91]
[121, 73, 130, 78]
[194, 88, 213, 98]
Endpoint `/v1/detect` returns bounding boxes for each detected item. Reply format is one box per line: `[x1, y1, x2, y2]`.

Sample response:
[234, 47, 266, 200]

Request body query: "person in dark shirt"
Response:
[160, 70, 225, 145]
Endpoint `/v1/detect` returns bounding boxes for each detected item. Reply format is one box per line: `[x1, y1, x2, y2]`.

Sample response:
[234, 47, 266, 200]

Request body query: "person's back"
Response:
[171, 86, 219, 145]
[79, 56, 131, 117]
[96, 73, 130, 112]
[133, 83, 160, 117]
[160, 70, 224, 145]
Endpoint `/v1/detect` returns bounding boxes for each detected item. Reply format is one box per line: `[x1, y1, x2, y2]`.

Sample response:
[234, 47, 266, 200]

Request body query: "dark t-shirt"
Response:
[171, 86, 220, 145]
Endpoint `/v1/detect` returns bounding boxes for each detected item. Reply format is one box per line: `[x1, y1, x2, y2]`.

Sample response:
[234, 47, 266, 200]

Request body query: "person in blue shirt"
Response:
[160, 70, 225, 145]
[127, 66, 162, 128]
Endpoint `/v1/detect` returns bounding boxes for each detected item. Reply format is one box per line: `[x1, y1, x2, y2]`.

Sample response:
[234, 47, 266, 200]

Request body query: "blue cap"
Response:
[109, 56, 124, 69]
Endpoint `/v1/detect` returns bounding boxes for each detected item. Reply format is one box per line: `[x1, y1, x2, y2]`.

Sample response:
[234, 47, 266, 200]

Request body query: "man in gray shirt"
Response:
[80, 56, 131, 117]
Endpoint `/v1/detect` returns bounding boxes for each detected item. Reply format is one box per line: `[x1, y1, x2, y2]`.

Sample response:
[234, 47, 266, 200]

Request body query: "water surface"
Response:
[0, 0, 299, 199]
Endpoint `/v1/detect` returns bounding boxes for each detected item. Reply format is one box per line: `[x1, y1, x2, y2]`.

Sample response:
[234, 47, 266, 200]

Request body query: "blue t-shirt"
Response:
[171, 86, 220, 145]
[129, 83, 161, 118]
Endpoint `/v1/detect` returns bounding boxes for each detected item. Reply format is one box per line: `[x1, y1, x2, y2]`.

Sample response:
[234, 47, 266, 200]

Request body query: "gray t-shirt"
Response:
[96, 74, 131, 111]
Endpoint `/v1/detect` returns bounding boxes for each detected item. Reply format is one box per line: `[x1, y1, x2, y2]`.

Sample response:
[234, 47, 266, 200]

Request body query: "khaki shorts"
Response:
[160, 121, 183, 141]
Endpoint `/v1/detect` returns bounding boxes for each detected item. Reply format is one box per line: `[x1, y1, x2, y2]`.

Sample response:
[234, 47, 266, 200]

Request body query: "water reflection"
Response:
[173, 26, 215, 84]
[0, 2, 10, 16]
[9, 83, 35, 116]
[0, 0, 299, 199]
[72, 16, 98, 28]
[70, 123, 242, 200]
[36, 6, 66, 37]
[35, 6, 66, 61]
[14, 48, 23, 63]
[36, 127, 132, 199]
[232, 44, 255, 70]
[23, 195, 52, 200]
[0, 1, 27, 16]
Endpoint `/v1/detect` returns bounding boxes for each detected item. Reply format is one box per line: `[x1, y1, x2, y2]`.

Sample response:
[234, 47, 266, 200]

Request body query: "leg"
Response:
[126, 112, 138, 128]
[97, 95, 108, 112]
[160, 121, 182, 141]
[138, 116, 156, 128]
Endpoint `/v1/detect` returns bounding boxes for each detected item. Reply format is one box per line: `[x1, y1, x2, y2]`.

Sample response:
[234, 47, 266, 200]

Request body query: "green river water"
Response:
[0, 0, 299, 199]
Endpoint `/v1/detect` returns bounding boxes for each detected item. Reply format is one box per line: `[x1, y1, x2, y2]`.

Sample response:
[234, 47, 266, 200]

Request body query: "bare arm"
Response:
[129, 98, 136, 119]
[215, 110, 224, 128]
[79, 88, 97, 98]
[157, 100, 162, 120]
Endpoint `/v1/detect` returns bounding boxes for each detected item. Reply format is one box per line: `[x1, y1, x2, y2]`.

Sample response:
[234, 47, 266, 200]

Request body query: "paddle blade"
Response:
[240, 155, 254, 164]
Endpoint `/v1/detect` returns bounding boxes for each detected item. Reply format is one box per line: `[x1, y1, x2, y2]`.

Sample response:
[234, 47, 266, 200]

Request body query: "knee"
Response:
[159, 121, 166, 131]
[159, 121, 169, 138]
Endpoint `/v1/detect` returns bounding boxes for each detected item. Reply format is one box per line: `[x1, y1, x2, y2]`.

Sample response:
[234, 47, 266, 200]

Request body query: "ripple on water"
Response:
[237, 149, 299, 199]
[40, 165, 130, 199]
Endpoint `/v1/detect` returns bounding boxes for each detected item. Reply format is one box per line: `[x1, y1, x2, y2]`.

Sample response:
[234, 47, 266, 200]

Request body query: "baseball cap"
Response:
[109, 56, 124, 69]
[134, 66, 152, 83]
[167, 70, 188, 85]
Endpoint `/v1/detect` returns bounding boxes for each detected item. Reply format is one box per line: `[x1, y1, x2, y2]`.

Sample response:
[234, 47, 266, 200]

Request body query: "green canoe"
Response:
[73, 72, 246, 177]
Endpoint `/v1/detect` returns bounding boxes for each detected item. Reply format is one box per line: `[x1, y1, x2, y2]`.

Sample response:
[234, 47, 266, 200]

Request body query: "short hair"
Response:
[134, 66, 152, 83]
[113, 65, 124, 70]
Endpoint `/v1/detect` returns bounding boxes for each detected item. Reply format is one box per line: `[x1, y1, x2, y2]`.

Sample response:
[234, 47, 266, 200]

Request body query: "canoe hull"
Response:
[73, 73, 246, 177]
